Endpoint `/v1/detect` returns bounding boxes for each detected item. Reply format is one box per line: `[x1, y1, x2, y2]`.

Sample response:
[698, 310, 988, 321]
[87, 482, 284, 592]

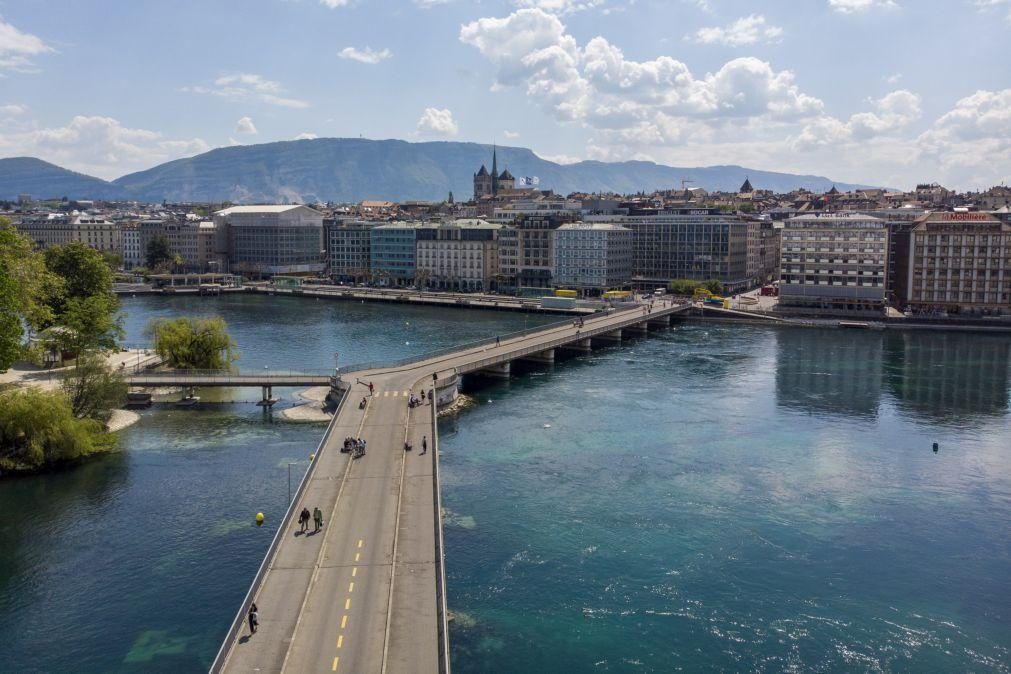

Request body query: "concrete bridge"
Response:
[210, 301, 692, 674]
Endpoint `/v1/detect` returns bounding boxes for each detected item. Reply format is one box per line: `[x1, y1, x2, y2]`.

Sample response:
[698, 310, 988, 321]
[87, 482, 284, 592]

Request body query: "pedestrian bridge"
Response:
[211, 300, 693, 674]
[125, 371, 334, 388]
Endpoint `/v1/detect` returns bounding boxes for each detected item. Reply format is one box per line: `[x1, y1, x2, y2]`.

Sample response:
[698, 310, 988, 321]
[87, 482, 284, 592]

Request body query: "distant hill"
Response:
[0, 157, 117, 201]
[1, 138, 873, 203]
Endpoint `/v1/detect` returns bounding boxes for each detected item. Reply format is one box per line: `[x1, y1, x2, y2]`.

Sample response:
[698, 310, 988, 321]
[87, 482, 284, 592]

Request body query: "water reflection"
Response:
[883, 331, 1010, 422]
[775, 328, 883, 418]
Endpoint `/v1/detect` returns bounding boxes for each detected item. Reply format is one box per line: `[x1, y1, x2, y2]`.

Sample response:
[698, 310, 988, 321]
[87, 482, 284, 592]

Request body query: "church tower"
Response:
[491, 144, 499, 196]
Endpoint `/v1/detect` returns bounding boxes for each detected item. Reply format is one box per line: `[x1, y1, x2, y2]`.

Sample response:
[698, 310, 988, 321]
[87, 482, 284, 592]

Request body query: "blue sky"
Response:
[1, 0, 1008, 190]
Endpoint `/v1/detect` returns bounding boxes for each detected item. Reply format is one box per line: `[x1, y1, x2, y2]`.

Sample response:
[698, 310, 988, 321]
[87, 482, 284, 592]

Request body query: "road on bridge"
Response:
[217, 301, 689, 674]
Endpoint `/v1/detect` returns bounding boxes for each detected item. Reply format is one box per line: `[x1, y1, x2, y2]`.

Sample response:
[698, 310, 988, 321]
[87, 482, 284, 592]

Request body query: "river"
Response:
[1, 295, 1008, 672]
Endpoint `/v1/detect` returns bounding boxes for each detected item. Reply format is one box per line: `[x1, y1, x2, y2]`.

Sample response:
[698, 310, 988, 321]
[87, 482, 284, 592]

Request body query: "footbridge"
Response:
[211, 300, 691, 674]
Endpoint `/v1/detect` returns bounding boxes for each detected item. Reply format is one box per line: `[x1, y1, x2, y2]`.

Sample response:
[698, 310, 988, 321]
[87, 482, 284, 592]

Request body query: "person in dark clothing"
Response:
[313, 506, 323, 532]
[249, 602, 259, 634]
[299, 507, 310, 533]
[421, 436, 427, 455]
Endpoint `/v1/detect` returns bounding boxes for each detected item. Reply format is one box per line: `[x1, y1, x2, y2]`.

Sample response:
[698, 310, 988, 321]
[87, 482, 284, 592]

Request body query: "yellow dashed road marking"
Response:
[352, 567, 357, 577]
[341, 615, 348, 629]
[337, 635, 343, 649]
[345, 598, 351, 610]
[348, 582, 354, 593]
[332, 656, 339, 671]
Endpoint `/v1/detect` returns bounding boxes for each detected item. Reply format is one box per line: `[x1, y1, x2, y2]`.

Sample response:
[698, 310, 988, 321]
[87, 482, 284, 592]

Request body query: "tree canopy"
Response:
[145, 234, 173, 270]
[42, 241, 123, 352]
[0, 218, 59, 370]
[61, 351, 128, 422]
[0, 388, 116, 474]
[667, 278, 725, 296]
[146, 316, 238, 370]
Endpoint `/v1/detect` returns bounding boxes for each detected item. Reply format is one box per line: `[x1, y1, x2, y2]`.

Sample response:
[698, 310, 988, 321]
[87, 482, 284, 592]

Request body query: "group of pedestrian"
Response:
[572, 318, 585, 328]
[404, 434, 428, 455]
[342, 436, 367, 458]
[298, 506, 324, 533]
[407, 390, 426, 408]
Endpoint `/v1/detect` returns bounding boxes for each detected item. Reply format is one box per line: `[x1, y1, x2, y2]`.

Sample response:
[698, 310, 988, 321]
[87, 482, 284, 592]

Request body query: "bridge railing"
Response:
[209, 385, 349, 673]
[125, 368, 333, 379]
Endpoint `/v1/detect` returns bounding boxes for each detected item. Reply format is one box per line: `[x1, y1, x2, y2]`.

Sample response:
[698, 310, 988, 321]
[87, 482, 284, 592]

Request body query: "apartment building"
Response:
[72, 215, 120, 254]
[553, 222, 633, 293]
[14, 214, 74, 248]
[415, 219, 502, 291]
[498, 214, 570, 289]
[897, 211, 1011, 315]
[214, 205, 325, 276]
[121, 222, 142, 269]
[779, 213, 888, 314]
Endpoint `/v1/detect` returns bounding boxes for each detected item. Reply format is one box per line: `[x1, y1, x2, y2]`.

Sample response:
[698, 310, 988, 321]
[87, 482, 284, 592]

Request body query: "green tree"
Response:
[0, 388, 116, 473]
[61, 351, 127, 422]
[42, 242, 122, 351]
[145, 234, 173, 270]
[0, 218, 59, 370]
[704, 278, 725, 295]
[101, 250, 123, 271]
[667, 278, 704, 296]
[43, 242, 115, 312]
[146, 316, 238, 370]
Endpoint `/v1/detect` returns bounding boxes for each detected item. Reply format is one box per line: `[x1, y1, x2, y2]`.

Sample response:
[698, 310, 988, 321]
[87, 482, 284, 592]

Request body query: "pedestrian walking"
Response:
[368, 381, 374, 395]
[496, 336, 501, 346]
[313, 506, 323, 532]
[421, 436, 427, 455]
[299, 507, 310, 533]
[420, 389, 426, 402]
[248, 602, 259, 634]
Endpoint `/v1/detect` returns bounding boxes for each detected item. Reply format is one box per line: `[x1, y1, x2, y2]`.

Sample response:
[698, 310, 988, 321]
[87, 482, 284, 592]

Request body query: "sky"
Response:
[0, 0, 1009, 190]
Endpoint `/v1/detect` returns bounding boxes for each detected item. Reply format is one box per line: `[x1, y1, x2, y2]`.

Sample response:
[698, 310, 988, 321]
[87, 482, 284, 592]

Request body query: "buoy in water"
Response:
[310, 453, 316, 461]
[932, 442, 939, 453]
[255, 512, 265, 526]
[544, 424, 551, 428]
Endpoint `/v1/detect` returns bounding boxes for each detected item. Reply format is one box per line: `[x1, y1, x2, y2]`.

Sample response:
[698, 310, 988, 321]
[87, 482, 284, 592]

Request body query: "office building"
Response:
[327, 220, 377, 282]
[498, 214, 571, 290]
[898, 211, 1011, 314]
[370, 222, 422, 285]
[214, 205, 325, 276]
[553, 222, 633, 292]
[779, 213, 888, 314]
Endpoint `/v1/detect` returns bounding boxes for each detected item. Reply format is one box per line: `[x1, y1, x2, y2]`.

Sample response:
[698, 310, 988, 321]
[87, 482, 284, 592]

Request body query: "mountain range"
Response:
[0, 138, 873, 204]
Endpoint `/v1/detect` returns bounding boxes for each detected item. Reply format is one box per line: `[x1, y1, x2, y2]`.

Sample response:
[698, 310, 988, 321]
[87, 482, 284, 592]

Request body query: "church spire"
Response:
[491, 144, 498, 196]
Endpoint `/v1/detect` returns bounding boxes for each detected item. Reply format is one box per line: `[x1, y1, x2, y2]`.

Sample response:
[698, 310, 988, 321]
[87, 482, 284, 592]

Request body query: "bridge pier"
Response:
[519, 348, 555, 365]
[559, 338, 592, 354]
[647, 315, 671, 329]
[433, 372, 460, 410]
[593, 329, 622, 344]
[257, 385, 278, 407]
[624, 322, 649, 337]
[477, 361, 511, 379]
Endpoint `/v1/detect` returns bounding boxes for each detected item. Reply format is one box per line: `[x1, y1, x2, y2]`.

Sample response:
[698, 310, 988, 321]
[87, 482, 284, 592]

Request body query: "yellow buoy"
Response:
[309, 453, 316, 461]
[255, 512, 265, 526]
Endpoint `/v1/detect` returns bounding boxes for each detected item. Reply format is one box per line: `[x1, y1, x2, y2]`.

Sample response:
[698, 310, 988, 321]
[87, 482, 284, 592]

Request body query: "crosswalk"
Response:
[379, 390, 412, 398]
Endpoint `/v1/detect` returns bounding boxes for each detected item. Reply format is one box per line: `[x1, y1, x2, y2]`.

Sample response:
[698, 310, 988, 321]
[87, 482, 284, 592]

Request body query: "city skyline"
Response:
[0, 0, 1009, 190]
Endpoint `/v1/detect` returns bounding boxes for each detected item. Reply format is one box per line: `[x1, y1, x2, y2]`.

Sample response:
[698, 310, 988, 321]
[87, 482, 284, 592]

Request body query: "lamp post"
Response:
[288, 462, 296, 504]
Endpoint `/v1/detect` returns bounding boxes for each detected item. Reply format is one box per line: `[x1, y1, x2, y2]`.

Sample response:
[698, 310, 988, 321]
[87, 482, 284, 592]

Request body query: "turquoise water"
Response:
[0, 295, 555, 672]
[1, 296, 1008, 672]
[441, 325, 1011, 672]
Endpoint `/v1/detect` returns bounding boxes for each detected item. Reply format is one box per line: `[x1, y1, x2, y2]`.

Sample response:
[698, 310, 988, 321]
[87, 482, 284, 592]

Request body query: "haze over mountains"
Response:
[0, 138, 872, 204]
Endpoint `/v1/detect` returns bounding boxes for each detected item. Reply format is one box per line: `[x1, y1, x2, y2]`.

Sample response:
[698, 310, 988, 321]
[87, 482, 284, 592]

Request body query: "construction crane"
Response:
[680, 177, 695, 190]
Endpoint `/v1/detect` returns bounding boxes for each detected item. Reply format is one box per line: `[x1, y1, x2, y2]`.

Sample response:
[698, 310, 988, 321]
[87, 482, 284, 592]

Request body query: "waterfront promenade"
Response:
[214, 301, 691, 674]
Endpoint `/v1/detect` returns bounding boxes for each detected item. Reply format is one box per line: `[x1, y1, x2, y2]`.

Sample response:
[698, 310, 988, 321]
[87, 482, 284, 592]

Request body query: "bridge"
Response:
[210, 300, 692, 674]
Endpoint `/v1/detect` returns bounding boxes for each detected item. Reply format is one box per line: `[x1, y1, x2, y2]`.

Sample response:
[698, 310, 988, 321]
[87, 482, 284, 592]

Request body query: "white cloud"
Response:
[691, 14, 784, 46]
[503, 130, 521, 139]
[235, 116, 258, 134]
[512, 0, 607, 14]
[461, 8, 823, 136]
[339, 46, 392, 64]
[320, 0, 350, 7]
[793, 89, 921, 148]
[0, 16, 54, 74]
[972, 0, 1011, 23]
[414, 0, 453, 6]
[416, 107, 459, 136]
[0, 103, 29, 115]
[538, 152, 582, 164]
[0, 115, 209, 179]
[827, 0, 897, 13]
[294, 132, 319, 140]
[188, 73, 309, 109]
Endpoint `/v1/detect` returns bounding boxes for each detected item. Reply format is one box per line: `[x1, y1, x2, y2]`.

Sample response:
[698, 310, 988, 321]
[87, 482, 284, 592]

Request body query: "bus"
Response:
[602, 290, 633, 301]
[554, 289, 578, 299]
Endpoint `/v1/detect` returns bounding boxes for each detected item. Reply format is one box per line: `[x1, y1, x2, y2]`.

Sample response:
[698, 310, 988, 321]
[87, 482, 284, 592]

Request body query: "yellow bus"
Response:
[554, 289, 578, 298]
[602, 290, 632, 301]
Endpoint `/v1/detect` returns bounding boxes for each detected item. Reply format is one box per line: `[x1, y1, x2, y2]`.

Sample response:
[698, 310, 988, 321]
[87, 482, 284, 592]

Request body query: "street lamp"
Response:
[288, 462, 297, 504]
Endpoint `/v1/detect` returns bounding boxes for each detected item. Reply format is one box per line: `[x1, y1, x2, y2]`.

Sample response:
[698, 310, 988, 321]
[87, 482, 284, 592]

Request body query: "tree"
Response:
[704, 278, 725, 295]
[0, 218, 59, 370]
[100, 250, 123, 271]
[146, 316, 238, 370]
[61, 352, 127, 422]
[42, 242, 122, 351]
[0, 388, 116, 473]
[43, 242, 115, 312]
[145, 234, 173, 270]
